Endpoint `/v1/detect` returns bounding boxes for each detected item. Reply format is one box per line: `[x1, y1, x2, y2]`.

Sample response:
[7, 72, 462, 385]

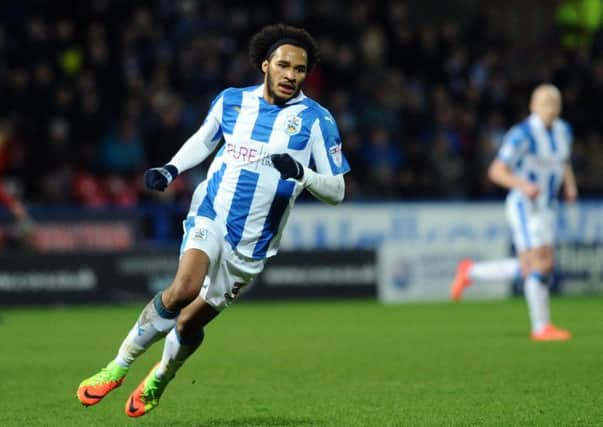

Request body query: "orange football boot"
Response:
[77, 361, 128, 406]
[531, 324, 572, 341]
[125, 363, 173, 417]
[450, 259, 474, 301]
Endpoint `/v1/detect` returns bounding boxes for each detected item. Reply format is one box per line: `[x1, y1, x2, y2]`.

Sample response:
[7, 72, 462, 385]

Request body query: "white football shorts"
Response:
[180, 216, 265, 311]
[505, 196, 556, 252]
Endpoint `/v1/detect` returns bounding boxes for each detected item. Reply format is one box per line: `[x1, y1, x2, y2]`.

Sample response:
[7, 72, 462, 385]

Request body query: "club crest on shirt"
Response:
[284, 113, 302, 136]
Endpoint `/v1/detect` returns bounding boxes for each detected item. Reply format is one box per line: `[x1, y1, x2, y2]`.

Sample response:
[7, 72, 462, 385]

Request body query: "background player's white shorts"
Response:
[180, 216, 265, 311]
[505, 197, 556, 252]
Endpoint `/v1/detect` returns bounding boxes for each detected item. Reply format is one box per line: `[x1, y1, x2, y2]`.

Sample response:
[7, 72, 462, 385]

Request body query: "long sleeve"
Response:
[168, 127, 222, 173]
[168, 93, 225, 173]
[299, 167, 345, 205]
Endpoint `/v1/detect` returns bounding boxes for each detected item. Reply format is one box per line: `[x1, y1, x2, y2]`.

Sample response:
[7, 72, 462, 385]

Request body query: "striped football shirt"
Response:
[186, 84, 350, 259]
[497, 113, 572, 208]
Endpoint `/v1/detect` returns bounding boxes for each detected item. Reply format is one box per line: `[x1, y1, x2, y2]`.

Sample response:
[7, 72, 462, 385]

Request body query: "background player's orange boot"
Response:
[531, 324, 572, 341]
[450, 259, 474, 301]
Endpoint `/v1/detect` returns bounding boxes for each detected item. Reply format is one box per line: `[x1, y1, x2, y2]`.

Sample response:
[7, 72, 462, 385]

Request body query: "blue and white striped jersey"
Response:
[186, 84, 350, 260]
[497, 113, 572, 207]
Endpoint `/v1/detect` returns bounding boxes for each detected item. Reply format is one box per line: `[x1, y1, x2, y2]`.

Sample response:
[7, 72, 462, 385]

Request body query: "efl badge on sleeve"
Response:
[329, 143, 343, 167]
[284, 113, 302, 136]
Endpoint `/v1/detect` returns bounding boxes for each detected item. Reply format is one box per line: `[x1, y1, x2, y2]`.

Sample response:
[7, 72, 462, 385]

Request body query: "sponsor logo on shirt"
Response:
[226, 142, 260, 163]
[224, 141, 278, 170]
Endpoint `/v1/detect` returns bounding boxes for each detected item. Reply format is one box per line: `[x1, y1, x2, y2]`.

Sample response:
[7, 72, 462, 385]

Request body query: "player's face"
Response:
[262, 44, 308, 105]
[530, 88, 562, 126]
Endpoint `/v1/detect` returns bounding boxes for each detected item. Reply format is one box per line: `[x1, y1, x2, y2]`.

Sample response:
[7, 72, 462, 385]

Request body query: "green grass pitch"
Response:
[1, 296, 602, 426]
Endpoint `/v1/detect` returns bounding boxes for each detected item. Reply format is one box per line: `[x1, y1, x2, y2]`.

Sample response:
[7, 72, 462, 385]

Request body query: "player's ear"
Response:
[261, 59, 269, 73]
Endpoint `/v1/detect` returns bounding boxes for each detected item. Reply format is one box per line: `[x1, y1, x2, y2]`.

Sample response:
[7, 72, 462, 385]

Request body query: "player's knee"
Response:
[165, 274, 203, 308]
[536, 254, 555, 275]
[540, 261, 554, 275]
[530, 270, 554, 287]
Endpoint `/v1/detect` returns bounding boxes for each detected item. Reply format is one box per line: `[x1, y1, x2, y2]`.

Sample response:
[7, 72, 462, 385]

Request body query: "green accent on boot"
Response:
[141, 365, 174, 411]
[80, 361, 128, 387]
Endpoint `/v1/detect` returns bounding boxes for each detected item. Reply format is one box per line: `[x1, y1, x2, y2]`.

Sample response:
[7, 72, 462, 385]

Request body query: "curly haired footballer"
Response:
[249, 23, 320, 72]
[76, 23, 349, 420]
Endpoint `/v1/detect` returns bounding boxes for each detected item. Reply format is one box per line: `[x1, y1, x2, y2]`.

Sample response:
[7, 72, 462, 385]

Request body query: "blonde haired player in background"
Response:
[451, 84, 577, 341]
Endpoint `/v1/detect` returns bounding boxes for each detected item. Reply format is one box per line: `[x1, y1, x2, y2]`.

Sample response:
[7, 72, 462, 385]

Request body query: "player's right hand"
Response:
[144, 164, 179, 191]
[520, 181, 540, 199]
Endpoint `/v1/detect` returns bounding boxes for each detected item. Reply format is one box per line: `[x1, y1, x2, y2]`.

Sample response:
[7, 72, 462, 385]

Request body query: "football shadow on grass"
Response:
[185, 415, 324, 426]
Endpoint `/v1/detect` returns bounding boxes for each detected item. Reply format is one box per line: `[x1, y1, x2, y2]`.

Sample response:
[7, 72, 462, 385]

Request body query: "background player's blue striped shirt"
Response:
[497, 113, 572, 207]
[186, 84, 350, 260]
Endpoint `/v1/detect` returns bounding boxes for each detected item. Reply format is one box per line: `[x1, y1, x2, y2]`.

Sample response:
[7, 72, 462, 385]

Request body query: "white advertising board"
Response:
[280, 201, 603, 301]
[377, 241, 509, 303]
[282, 203, 508, 250]
[281, 202, 603, 250]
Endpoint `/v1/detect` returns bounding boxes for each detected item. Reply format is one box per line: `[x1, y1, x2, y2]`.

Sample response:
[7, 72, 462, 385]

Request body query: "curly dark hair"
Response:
[249, 24, 320, 72]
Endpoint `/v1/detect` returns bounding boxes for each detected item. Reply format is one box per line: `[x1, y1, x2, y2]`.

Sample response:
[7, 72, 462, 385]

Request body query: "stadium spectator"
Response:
[450, 84, 577, 341]
[1, 0, 603, 207]
[363, 126, 404, 198]
[76, 24, 350, 417]
[556, 0, 603, 51]
[97, 118, 145, 175]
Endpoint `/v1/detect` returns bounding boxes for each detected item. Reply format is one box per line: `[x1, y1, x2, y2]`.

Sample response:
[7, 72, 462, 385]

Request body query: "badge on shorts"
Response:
[191, 228, 208, 241]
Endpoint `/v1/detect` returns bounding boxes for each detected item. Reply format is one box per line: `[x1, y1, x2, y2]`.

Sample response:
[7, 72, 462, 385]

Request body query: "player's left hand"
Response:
[270, 153, 304, 180]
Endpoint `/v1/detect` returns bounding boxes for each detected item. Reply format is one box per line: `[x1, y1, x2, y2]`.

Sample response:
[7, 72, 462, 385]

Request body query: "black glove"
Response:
[270, 154, 304, 180]
[144, 164, 179, 191]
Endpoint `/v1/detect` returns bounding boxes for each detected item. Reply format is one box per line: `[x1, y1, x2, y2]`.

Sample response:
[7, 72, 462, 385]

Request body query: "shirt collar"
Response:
[529, 113, 557, 130]
[253, 84, 306, 105]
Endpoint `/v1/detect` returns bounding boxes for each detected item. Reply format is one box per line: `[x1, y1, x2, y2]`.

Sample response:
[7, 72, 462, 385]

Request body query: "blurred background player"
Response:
[76, 24, 349, 417]
[450, 84, 577, 341]
[0, 120, 34, 247]
[0, 183, 34, 247]
[0, 180, 28, 221]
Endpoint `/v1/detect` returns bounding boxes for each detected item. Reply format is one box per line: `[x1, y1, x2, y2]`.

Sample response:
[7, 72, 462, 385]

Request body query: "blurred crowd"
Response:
[1, 0, 603, 210]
